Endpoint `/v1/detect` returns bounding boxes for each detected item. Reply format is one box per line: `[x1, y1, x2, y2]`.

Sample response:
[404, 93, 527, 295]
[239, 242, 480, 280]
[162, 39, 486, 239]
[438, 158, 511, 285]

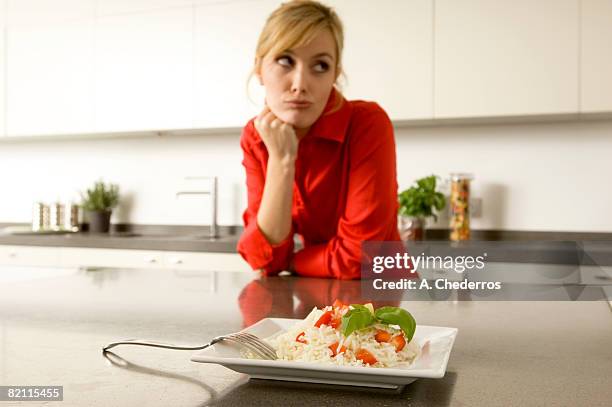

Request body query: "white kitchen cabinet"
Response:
[97, 0, 193, 17]
[329, 0, 433, 120]
[435, 0, 579, 118]
[581, 0, 612, 112]
[5, 0, 94, 28]
[6, 20, 95, 136]
[194, 0, 433, 126]
[0, 245, 61, 267]
[95, 7, 193, 132]
[60, 247, 165, 269]
[193, 1, 276, 127]
[0, 5, 5, 138]
[163, 251, 250, 272]
[0, 245, 249, 272]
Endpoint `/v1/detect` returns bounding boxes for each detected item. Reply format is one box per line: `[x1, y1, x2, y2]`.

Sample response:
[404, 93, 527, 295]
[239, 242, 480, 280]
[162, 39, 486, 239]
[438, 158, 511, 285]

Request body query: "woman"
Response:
[238, 0, 401, 279]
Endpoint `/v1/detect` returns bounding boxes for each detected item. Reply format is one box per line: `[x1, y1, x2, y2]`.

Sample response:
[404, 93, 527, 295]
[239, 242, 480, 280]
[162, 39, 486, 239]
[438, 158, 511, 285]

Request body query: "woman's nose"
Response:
[290, 67, 308, 94]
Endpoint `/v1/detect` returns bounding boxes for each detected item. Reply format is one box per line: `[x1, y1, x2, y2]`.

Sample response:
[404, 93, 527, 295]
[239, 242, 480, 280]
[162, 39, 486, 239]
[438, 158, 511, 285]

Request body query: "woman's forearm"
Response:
[256, 156, 295, 244]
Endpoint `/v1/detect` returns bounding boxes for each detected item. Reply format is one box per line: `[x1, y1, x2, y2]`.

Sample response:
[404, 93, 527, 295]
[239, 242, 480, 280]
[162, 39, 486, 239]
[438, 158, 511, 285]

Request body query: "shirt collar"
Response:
[304, 88, 351, 143]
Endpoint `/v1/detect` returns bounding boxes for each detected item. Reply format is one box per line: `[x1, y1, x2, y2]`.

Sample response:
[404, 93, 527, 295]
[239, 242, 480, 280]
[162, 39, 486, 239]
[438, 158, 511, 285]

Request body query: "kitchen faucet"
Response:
[176, 176, 218, 239]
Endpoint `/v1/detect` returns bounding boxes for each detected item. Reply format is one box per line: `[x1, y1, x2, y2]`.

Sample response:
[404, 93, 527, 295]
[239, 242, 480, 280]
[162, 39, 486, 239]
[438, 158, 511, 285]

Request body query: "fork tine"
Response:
[238, 333, 277, 358]
[236, 332, 276, 355]
[230, 333, 277, 359]
[223, 337, 271, 360]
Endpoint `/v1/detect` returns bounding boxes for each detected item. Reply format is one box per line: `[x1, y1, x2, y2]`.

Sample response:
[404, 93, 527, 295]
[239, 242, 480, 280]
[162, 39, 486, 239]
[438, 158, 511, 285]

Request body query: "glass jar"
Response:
[449, 173, 473, 241]
[398, 215, 425, 241]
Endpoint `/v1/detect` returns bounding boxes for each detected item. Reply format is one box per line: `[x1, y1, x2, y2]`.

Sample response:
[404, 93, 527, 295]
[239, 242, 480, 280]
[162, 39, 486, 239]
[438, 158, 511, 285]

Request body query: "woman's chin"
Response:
[278, 113, 315, 129]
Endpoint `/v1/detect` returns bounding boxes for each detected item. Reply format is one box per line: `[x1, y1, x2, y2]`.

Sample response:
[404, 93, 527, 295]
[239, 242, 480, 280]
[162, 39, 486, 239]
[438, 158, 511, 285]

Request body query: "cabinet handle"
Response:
[145, 256, 158, 264]
[169, 258, 183, 265]
[8, 252, 17, 258]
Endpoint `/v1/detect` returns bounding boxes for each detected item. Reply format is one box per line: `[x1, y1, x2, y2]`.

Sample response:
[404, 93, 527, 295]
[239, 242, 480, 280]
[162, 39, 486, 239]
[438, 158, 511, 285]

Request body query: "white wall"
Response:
[1, 117, 611, 232]
[0, 0, 610, 232]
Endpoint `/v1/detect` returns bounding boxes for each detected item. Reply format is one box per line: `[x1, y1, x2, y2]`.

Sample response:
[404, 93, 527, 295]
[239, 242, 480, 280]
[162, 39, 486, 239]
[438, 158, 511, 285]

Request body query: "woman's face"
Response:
[257, 30, 338, 133]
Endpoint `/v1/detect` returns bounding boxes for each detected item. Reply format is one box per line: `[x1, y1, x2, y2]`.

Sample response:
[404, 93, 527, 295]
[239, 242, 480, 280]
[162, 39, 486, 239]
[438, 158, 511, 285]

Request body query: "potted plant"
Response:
[398, 175, 446, 240]
[80, 180, 120, 233]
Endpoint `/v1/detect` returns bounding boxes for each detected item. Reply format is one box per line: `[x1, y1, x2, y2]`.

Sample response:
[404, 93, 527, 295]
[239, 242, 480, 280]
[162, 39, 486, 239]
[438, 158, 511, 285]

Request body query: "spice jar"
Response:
[50, 202, 65, 231]
[32, 202, 50, 231]
[65, 202, 81, 232]
[449, 173, 473, 241]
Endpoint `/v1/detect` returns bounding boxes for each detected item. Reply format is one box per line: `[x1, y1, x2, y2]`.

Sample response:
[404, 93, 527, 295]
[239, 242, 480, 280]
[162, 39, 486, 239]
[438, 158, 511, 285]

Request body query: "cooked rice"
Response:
[261, 306, 420, 368]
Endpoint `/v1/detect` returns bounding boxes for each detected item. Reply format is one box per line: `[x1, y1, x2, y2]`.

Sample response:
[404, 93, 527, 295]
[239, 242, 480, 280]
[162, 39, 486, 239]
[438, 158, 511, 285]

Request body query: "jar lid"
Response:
[450, 172, 474, 181]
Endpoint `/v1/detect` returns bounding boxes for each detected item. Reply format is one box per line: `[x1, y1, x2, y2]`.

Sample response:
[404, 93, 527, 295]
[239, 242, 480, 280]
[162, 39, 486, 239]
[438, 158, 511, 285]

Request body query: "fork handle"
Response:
[102, 338, 219, 352]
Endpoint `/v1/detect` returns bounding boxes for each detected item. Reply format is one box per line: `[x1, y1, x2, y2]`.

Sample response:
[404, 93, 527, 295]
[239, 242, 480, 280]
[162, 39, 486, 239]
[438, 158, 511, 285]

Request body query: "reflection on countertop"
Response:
[0, 266, 611, 406]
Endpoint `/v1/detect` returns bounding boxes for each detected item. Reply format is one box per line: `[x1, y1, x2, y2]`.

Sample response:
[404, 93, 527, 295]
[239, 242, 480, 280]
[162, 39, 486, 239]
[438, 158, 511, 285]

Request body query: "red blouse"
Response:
[237, 89, 401, 279]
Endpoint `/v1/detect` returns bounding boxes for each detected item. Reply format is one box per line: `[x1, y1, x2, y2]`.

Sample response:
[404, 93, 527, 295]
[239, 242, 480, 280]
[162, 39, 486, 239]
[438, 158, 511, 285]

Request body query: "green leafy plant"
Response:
[80, 180, 120, 212]
[398, 175, 446, 221]
[341, 304, 416, 342]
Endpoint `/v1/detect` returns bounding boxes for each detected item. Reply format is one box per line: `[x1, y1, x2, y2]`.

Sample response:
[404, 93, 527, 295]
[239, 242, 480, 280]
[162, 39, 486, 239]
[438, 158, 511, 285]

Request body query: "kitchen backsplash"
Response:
[1, 118, 611, 232]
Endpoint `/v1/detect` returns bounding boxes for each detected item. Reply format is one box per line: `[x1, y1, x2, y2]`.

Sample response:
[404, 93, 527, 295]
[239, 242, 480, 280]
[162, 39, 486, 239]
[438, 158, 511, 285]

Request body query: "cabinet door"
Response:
[193, 1, 276, 128]
[329, 0, 433, 120]
[581, 0, 612, 112]
[164, 251, 250, 272]
[95, 7, 193, 132]
[5, 1, 95, 136]
[435, 0, 579, 118]
[0, 245, 61, 267]
[0, 6, 5, 138]
[60, 247, 165, 269]
[97, 0, 193, 17]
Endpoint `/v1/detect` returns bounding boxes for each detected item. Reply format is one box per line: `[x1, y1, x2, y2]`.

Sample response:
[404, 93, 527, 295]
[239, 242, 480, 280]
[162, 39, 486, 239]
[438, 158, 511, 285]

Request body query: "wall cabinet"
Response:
[1, 0, 612, 138]
[6, 21, 94, 136]
[5, 0, 95, 136]
[329, 0, 433, 120]
[193, 1, 275, 128]
[0, 15, 5, 136]
[96, 0, 193, 17]
[581, 0, 612, 112]
[434, 0, 579, 118]
[94, 7, 193, 132]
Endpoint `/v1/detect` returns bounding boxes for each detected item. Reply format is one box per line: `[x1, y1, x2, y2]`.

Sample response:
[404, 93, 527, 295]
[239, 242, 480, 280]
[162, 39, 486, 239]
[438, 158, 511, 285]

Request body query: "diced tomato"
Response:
[391, 334, 406, 352]
[328, 342, 347, 356]
[332, 299, 349, 316]
[295, 332, 307, 344]
[330, 316, 342, 329]
[314, 310, 333, 328]
[374, 329, 391, 343]
[355, 348, 378, 365]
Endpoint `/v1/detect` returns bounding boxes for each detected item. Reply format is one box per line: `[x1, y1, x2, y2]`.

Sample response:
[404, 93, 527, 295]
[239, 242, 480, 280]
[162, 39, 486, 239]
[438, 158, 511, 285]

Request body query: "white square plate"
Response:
[191, 318, 458, 389]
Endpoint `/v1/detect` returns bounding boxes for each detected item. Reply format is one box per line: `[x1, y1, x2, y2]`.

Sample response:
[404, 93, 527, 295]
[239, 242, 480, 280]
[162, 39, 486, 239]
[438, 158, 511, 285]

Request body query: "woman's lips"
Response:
[285, 101, 313, 109]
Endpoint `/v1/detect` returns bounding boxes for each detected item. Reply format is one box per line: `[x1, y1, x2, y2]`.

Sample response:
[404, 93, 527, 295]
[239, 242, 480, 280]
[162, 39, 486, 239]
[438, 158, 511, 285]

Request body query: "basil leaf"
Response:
[374, 306, 417, 342]
[349, 304, 371, 314]
[341, 307, 374, 337]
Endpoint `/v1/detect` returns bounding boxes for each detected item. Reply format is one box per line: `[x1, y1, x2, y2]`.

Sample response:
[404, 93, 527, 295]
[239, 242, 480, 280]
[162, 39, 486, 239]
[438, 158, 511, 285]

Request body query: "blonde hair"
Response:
[254, 1, 344, 80]
[249, 1, 346, 111]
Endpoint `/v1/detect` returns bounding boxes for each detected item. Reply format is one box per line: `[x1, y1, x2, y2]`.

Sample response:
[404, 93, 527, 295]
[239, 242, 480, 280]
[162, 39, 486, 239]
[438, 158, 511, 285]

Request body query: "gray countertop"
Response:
[0, 266, 611, 406]
[0, 228, 241, 253]
[1, 224, 612, 266]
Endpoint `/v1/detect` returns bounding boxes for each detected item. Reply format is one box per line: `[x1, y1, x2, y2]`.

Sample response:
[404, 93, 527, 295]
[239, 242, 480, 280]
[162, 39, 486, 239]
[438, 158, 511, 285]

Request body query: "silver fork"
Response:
[102, 332, 277, 360]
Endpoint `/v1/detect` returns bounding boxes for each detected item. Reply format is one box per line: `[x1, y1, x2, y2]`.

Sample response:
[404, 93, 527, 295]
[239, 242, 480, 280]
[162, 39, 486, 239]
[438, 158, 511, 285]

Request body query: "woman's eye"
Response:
[276, 56, 293, 67]
[314, 61, 330, 73]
